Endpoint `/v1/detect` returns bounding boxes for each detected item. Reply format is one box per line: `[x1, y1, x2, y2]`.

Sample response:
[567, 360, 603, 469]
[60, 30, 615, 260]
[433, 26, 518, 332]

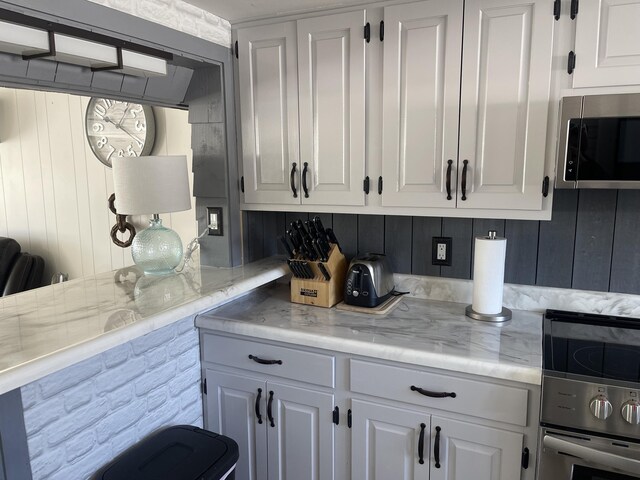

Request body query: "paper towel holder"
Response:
[465, 230, 512, 323]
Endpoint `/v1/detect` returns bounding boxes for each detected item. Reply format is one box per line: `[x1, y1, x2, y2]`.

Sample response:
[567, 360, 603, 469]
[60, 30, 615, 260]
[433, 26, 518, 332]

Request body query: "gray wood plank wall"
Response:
[244, 189, 640, 295]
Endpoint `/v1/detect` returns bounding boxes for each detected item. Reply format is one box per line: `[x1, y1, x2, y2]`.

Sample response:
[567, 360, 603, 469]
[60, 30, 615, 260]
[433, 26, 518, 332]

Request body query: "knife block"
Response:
[290, 244, 347, 308]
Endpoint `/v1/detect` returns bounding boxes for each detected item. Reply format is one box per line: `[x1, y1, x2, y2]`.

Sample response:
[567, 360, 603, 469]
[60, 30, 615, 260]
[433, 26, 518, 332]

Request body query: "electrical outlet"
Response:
[432, 237, 452, 266]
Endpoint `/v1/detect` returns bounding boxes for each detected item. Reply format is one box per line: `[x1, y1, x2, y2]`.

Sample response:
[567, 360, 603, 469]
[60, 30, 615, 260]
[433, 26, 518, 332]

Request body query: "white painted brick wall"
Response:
[86, 0, 231, 47]
[20, 316, 203, 480]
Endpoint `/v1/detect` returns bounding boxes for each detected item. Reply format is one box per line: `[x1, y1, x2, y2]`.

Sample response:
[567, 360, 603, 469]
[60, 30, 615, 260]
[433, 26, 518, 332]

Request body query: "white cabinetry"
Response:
[380, 0, 463, 209]
[200, 332, 537, 480]
[237, 23, 300, 205]
[202, 334, 336, 480]
[236, 10, 366, 207]
[573, 0, 640, 88]
[379, 0, 553, 210]
[297, 11, 367, 206]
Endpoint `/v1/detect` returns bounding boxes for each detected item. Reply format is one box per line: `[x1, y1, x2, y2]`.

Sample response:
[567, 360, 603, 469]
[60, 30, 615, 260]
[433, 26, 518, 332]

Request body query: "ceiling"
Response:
[183, 0, 368, 23]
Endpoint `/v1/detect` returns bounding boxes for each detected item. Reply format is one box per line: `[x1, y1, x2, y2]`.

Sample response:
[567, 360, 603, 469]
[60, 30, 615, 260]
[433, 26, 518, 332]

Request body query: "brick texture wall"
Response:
[20, 316, 203, 480]
[87, 0, 232, 47]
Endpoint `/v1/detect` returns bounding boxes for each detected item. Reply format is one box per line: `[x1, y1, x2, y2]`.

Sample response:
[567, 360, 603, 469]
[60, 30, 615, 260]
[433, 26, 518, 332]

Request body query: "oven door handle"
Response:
[544, 434, 640, 475]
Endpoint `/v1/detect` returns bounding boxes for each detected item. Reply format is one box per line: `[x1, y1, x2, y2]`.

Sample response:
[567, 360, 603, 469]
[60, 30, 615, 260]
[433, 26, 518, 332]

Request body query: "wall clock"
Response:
[85, 98, 156, 168]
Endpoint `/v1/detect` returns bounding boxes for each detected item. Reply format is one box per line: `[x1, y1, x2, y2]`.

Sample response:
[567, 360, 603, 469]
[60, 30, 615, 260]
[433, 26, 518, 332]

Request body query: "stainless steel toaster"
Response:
[344, 254, 394, 308]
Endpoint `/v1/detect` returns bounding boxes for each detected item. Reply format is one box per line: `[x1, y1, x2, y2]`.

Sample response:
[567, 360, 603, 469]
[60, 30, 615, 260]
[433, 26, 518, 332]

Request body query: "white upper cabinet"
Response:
[297, 10, 367, 206]
[458, 0, 553, 210]
[381, 0, 463, 209]
[237, 22, 300, 204]
[573, 0, 640, 88]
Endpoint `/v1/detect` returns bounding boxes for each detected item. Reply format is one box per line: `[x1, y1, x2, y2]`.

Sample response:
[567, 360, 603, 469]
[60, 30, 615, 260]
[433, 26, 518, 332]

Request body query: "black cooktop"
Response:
[544, 309, 640, 383]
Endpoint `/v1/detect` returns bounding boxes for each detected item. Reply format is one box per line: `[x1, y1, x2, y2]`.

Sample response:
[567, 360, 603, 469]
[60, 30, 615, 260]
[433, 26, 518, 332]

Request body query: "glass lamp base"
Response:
[131, 217, 183, 275]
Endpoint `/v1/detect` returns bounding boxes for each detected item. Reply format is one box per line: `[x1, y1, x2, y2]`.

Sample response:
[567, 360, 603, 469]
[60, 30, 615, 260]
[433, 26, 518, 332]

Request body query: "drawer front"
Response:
[202, 334, 335, 388]
[350, 359, 528, 427]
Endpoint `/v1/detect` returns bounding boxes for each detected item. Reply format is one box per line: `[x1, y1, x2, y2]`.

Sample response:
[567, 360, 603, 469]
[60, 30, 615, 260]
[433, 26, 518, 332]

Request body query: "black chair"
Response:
[0, 237, 44, 297]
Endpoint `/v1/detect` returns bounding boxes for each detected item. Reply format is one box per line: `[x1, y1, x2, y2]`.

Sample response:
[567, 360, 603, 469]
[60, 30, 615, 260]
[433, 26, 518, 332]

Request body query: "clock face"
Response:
[85, 98, 156, 168]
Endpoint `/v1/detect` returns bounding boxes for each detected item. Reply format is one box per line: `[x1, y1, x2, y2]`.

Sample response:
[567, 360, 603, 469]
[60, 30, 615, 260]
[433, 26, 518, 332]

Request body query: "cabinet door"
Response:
[573, 0, 640, 88]
[237, 22, 301, 204]
[204, 370, 268, 480]
[430, 416, 523, 480]
[297, 10, 366, 206]
[458, 0, 553, 210]
[266, 381, 335, 480]
[351, 399, 429, 480]
[381, 0, 463, 208]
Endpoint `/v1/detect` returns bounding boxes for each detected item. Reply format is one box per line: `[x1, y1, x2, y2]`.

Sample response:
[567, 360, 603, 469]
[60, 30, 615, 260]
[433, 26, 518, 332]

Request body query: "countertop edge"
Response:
[0, 264, 288, 396]
[195, 316, 542, 386]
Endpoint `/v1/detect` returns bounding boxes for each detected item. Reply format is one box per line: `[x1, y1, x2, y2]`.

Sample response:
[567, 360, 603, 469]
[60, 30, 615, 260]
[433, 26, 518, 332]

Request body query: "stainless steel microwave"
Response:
[556, 93, 640, 189]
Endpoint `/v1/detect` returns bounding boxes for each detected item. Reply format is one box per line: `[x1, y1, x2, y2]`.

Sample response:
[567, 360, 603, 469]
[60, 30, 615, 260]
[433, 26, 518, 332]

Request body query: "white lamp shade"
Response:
[121, 50, 167, 77]
[112, 155, 191, 215]
[53, 33, 119, 69]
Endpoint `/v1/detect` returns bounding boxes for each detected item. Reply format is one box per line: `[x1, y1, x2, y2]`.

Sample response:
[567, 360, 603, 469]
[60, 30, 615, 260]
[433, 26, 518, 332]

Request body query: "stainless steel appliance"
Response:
[556, 93, 640, 189]
[344, 254, 394, 308]
[538, 309, 640, 479]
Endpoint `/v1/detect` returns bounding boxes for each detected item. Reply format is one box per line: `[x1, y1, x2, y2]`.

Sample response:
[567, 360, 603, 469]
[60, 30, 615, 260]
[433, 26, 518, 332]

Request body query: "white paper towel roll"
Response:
[472, 234, 507, 315]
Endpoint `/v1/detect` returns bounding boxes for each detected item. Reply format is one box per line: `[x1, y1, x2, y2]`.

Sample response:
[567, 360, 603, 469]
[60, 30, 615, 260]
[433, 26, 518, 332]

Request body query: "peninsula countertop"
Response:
[196, 282, 543, 385]
[0, 257, 288, 395]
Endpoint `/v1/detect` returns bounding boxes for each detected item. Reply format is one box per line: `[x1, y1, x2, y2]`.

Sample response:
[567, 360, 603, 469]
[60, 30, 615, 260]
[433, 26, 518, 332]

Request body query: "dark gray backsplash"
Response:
[244, 189, 640, 295]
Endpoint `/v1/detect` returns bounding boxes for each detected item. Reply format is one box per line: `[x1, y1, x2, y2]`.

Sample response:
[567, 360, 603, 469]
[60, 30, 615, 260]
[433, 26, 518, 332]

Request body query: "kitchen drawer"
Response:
[202, 334, 335, 388]
[350, 359, 528, 427]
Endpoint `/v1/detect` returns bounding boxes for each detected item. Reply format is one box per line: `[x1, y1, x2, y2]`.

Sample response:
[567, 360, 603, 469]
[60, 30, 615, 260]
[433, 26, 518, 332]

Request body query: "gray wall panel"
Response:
[411, 217, 442, 276]
[246, 211, 264, 262]
[504, 220, 539, 285]
[536, 189, 578, 288]
[572, 190, 617, 291]
[358, 215, 385, 255]
[384, 216, 412, 274]
[191, 123, 227, 198]
[0, 389, 32, 480]
[610, 190, 640, 294]
[333, 214, 358, 261]
[441, 218, 473, 279]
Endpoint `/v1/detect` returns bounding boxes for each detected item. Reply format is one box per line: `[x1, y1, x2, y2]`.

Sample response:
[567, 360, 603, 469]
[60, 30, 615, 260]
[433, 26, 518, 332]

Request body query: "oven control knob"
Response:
[621, 400, 640, 425]
[590, 395, 612, 420]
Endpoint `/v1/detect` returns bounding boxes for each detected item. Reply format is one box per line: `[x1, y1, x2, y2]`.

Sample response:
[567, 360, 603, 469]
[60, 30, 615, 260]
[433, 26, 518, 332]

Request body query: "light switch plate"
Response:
[207, 207, 223, 236]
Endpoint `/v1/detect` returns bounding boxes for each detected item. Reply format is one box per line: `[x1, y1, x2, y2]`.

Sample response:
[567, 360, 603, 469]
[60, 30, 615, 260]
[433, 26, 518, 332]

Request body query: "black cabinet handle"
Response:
[347, 409, 352, 428]
[248, 354, 283, 365]
[255, 388, 263, 424]
[333, 406, 340, 425]
[290, 163, 298, 198]
[410, 385, 456, 398]
[461, 159, 468, 201]
[446, 159, 453, 200]
[302, 162, 310, 198]
[267, 390, 275, 427]
[418, 423, 426, 465]
[434, 426, 441, 468]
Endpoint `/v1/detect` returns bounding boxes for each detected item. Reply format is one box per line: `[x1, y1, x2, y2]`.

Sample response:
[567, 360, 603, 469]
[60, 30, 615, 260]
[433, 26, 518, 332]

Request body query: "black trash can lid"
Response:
[95, 425, 239, 480]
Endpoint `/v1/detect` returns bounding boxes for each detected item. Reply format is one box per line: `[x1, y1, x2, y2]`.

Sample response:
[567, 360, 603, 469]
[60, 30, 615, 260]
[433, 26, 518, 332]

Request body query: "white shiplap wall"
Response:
[0, 88, 196, 283]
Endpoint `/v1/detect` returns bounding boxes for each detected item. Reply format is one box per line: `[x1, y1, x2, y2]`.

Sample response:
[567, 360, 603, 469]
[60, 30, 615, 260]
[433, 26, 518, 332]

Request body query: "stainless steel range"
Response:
[538, 309, 640, 479]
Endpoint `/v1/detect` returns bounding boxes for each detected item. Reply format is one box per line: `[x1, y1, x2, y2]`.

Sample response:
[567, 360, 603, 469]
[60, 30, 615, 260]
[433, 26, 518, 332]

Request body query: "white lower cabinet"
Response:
[205, 369, 335, 480]
[429, 416, 523, 480]
[201, 334, 536, 480]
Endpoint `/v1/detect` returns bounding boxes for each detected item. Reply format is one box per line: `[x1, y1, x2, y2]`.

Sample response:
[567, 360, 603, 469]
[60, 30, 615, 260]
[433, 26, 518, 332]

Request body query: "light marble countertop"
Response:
[196, 282, 543, 385]
[0, 256, 288, 395]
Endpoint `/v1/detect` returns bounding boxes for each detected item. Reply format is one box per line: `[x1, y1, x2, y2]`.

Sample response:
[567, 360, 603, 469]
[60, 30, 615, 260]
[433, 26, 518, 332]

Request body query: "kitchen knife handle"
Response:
[434, 426, 441, 468]
[290, 163, 298, 198]
[287, 259, 298, 277]
[313, 215, 326, 234]
[326, 228, 342, 252]
[255, 388, 263, 424]
[280, 236, 294, 258]
[418, 423, 426, 465]
[446, 159, 453, 201]
[461, 159, 468, 201]
[411, 385, 457, 398]
[318, 262, 331, 281]
[302, 162, 310, 198]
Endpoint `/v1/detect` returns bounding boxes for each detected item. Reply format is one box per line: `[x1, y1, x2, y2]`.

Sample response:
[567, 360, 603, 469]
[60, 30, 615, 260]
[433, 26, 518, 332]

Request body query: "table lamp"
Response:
[112, 155, 191, 275]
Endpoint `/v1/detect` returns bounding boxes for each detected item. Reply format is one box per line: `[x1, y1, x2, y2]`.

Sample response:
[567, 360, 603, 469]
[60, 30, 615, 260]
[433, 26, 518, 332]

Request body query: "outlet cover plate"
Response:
[432, 237, 452, 266]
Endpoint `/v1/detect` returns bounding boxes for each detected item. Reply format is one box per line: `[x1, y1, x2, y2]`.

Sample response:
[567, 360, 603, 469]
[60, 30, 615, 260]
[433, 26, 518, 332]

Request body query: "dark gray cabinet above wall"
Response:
[245, 189, 640, 295]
